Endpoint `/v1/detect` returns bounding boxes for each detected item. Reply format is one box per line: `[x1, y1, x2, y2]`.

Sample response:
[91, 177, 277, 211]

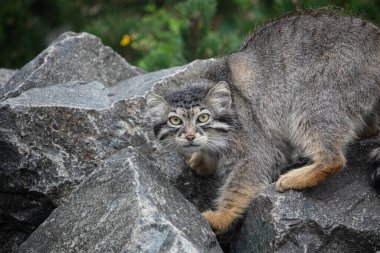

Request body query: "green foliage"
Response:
[2, 0, 380, 71]
[176, 0, 217, 61]
[133, 7, 185, 70]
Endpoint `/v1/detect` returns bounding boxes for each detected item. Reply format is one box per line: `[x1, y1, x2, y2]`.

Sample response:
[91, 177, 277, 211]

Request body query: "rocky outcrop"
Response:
[0, 31, 379, 253]
[0, 32, 222, 252]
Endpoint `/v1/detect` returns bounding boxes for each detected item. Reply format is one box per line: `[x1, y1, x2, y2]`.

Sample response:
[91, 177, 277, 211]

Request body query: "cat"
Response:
[146, 10, 380, 234]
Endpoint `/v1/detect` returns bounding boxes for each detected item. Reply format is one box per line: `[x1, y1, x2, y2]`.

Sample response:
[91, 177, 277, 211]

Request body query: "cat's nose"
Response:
[186, 134, 195, 141]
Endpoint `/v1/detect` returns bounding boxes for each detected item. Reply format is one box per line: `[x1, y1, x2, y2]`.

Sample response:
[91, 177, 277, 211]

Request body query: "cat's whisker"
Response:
[203, 143, 220, 157]
[204, 139, 229, 156]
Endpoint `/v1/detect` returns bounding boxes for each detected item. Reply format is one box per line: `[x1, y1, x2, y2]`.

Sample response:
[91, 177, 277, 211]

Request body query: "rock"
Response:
[0, 32, 144, 100]
[233, 136, 380, 253]
[18, 148, 222, 253]
[0, 81, 147, 205]
[0, 192, 55, 253]
[0, 68, 17, 90]
[0, 77, 156, 252]
[0, 31, 221, 251]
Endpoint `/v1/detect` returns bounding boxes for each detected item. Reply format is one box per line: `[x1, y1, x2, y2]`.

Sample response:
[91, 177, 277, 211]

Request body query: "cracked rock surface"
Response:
[18, 148, 222, 253]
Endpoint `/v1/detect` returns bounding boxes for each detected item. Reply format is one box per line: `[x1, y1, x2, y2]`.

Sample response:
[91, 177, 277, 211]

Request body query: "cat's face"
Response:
[147, 81, 236, 155]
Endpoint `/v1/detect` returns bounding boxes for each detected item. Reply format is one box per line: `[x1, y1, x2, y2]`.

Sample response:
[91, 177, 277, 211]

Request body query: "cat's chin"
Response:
[179, 144, 202, 154]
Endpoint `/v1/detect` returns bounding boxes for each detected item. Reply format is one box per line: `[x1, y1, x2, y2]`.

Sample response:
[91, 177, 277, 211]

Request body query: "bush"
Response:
[1, 0, 380, 71]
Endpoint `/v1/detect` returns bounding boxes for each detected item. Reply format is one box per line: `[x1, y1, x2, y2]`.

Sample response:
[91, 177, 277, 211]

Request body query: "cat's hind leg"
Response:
[276, 148, 346, 192]
[276, 102, 352, 192]
[276, 118, 348, 192]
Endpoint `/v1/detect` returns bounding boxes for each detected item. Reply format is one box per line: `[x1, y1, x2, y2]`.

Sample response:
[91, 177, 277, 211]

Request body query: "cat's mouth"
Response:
[183, 143, 201, 149]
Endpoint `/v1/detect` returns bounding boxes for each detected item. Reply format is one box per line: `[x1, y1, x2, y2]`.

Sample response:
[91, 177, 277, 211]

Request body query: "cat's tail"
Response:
[370, 147, 380, 188]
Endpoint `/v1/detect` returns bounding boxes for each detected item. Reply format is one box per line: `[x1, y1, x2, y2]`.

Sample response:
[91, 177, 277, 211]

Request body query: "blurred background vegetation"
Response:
[2, 0, 380, 71]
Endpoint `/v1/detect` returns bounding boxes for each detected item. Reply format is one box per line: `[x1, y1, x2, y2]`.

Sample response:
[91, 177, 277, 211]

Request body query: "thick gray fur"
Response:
[147, 11, 380, 233]
[206, 11, 380, 177]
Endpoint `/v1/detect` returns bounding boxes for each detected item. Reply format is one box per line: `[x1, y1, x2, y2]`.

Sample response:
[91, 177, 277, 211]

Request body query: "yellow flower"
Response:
[120, 34, 131, 47]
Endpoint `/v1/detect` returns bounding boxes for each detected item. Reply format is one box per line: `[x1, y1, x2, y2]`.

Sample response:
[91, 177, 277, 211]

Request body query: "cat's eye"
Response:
[197, 113, 210, 123]
[169, 116, 182, 125]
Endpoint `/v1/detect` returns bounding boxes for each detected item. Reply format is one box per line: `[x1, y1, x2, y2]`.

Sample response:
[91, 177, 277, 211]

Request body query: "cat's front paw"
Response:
[202, 209, 235, 234]
[188, 152, 216, 176]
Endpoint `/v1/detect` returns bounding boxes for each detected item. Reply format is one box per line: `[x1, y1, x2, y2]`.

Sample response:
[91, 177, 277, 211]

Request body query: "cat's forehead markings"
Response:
[173, 107, 201, 118]
[166, 86, 208, 108]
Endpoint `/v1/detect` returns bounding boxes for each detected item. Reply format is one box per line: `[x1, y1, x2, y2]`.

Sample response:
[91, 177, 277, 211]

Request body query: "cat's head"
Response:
[146, 80, 236, 155]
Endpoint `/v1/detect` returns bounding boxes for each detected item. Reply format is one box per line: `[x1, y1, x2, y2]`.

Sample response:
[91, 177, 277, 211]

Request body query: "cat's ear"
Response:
[145, 92, 170, 122]
[206, 81, 232, 110]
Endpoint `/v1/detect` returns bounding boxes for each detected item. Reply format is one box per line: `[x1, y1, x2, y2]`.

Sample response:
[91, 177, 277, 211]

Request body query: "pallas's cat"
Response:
[146, 11, 380, 234]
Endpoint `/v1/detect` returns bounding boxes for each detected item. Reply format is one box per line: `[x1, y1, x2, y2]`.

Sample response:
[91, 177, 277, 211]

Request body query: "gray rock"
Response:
[0, 78, 150, 252]
[18, 148, 222, 253]
[0, 32, 144, 100]
[0, 80, 148, 204]
[0, 192, 55, 253]
[233, 136, 380, 253]
[0, 31, 220, 251]
[0, 68, 17, 90]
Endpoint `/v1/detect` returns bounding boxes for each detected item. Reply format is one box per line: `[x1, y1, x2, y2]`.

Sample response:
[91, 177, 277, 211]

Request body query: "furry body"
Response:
[147, 12, 380, 234]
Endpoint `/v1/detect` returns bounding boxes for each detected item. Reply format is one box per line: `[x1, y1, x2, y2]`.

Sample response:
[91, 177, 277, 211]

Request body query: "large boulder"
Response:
[0, 32, 144, 100]
[18, 147, 222, 253]
[0, 32, 151, 208]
